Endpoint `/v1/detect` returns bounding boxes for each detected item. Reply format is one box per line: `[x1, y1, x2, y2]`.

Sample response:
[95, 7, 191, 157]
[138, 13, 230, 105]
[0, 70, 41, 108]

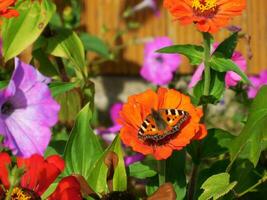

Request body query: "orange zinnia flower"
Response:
[0, 0, 19, 20]
[119, 88, 207, 160]
[164, 0, 246, 33]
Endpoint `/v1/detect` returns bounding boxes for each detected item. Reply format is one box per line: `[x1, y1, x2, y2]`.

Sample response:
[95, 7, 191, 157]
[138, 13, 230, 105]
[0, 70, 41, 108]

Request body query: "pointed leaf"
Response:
[214, 32, 238, 58]
[87, 136, 127, 193]
[63, 103, 103, 178]
[129, 162, 157, 179]
[2, 0, 55, 61]
[157, 44, 204, 65]
[210, 56, 249, 84]
[46, 29, 86, 71]
[49, 81, 78, 97]
[80, 33, 110, 58]
[229, 86, 267, 166]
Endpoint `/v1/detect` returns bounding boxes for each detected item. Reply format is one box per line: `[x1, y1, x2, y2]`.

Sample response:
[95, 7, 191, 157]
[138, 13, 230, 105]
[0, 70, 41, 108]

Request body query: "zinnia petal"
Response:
[17, 154, 65, 196]
[164, 0, 246, 33]
[48, 176, 82, 200]
[119, 88, 206, 160]
[0, 152, 11, 188]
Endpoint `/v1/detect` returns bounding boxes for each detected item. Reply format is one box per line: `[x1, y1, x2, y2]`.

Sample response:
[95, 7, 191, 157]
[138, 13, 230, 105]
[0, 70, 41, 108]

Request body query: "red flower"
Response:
[0, 153, 82, 200]
[48, 176, 83, 200]
[0, 0, 19, 20]
[164, 0, 246, 33]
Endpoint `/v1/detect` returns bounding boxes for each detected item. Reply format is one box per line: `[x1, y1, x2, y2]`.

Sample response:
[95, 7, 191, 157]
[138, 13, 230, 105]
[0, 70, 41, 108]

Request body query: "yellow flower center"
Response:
[192, 0, 217, 12]
[8, 187, 31, 200]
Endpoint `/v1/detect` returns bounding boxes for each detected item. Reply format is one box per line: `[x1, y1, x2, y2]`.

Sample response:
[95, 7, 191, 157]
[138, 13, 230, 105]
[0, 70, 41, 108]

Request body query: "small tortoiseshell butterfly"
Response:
[138, 109, 189, 145]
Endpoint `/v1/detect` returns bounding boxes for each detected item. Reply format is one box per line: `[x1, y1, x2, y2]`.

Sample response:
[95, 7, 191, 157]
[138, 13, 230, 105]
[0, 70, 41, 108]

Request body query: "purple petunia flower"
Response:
[0, 58, 60, 157]
[247, 70, 267, 98]
[189, 44, 247, 88]
[140, 37, 182, 86]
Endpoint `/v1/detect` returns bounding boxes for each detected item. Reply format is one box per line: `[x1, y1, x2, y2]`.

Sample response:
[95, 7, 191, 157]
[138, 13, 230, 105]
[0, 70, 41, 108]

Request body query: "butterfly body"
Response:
[138, 109, 189, 145]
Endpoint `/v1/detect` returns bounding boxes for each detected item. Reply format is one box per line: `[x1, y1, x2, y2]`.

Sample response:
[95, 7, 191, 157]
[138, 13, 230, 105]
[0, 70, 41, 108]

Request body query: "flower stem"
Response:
[203, 32, 212, 97]
[236, 175, 267, 198]
[157, 160, 166, 186]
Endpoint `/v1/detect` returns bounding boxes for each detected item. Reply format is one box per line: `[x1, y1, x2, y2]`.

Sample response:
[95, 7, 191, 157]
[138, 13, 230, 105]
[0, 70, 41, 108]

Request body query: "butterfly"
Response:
[138, 109, 189, 144]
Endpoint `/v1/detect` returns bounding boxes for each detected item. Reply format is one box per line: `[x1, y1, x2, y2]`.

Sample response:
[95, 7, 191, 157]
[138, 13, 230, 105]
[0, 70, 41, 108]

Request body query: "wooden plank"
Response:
[82, 0, 267, 75]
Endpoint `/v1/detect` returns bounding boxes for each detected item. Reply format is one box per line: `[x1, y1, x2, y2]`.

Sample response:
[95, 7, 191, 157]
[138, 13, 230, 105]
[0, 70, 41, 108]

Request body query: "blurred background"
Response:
[57, 0, 266, 75]
[48, 0, 266, 132]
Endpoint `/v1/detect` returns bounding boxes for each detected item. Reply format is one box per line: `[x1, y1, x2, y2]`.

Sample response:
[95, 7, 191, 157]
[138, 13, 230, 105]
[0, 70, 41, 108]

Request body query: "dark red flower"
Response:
[0, 153, 82, 200]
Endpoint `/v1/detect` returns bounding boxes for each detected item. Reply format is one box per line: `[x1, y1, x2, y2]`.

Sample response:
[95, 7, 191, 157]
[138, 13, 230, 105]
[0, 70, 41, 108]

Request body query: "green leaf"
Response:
[157, 44, 204, 65]
[146, 175, 159, 196]
[79, 33, 110, 58]
[213, 32, 238, 58]
[0, 81, 8, 89]
[46, 29, 86, 71]
[63, 103, 103, 178]
[229, 160, 258, 193]
[229, 86, 267, 167]
[45, 140, 66, 157]
[55, 89, 82, 124]
[210, 56, 250, 84]
[49, 81, 78, 97]
[2, 0, 55, 61]
[87, 136, 127, 193]
[198, 173, 237, 200]
[193, 69, 225, 105]
[129, 162, 157, 179]
[201, 129, 235, 158]
[166, 151, 187, 200]
[32, 49, 59, 76]
[112, 137, 127, 192]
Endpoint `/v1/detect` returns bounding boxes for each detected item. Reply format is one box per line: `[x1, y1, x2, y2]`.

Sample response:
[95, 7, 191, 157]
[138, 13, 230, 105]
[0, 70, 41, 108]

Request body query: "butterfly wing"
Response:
[138, 114, 165, 141]
[159, 109, 189, 136]
[138, 109, 189, 143]
[159, 109, 188, 126]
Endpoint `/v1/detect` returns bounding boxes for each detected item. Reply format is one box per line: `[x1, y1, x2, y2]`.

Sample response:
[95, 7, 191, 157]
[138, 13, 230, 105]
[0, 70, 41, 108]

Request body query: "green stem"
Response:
[236, 175, 267, 198]
[158, 160, 166, 186]
[5, 186, 14, 200]
[203, 32, 212, 97]
[188, 163, 199, 200]
[188, 32, 212, 200]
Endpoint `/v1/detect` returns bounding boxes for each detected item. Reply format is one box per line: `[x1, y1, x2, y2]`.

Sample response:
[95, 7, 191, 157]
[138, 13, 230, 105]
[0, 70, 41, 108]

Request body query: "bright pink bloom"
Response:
[247, 70, 267, 98]
[140, 37, 181, 86]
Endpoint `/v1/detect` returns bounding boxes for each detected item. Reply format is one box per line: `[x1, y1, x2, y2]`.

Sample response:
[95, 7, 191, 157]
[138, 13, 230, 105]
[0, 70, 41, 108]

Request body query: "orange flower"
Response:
[119, 88, 207, 160]
[0, 0, 19, 20]
[163, 0, 246, 33]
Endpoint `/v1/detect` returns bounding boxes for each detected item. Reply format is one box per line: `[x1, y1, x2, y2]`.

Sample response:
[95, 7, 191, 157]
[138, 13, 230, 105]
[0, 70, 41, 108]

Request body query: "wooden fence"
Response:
[79, 0, 267, 75]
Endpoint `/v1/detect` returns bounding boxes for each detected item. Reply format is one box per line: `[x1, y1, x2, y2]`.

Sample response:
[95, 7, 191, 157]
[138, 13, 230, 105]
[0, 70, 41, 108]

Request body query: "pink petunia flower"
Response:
[140, 37, 182, 86]
[0, 58, 60, 157]
[189, 44, 247, 88]
[247, 70, 267, 98]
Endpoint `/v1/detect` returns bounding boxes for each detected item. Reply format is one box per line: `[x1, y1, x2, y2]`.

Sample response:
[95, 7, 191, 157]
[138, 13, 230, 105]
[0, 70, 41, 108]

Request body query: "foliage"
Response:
[0, 0, 266, 200]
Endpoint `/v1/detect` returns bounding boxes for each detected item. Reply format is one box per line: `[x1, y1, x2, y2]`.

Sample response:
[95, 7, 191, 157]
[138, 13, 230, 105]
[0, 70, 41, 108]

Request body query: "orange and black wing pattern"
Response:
[138, 109, 189, 144]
